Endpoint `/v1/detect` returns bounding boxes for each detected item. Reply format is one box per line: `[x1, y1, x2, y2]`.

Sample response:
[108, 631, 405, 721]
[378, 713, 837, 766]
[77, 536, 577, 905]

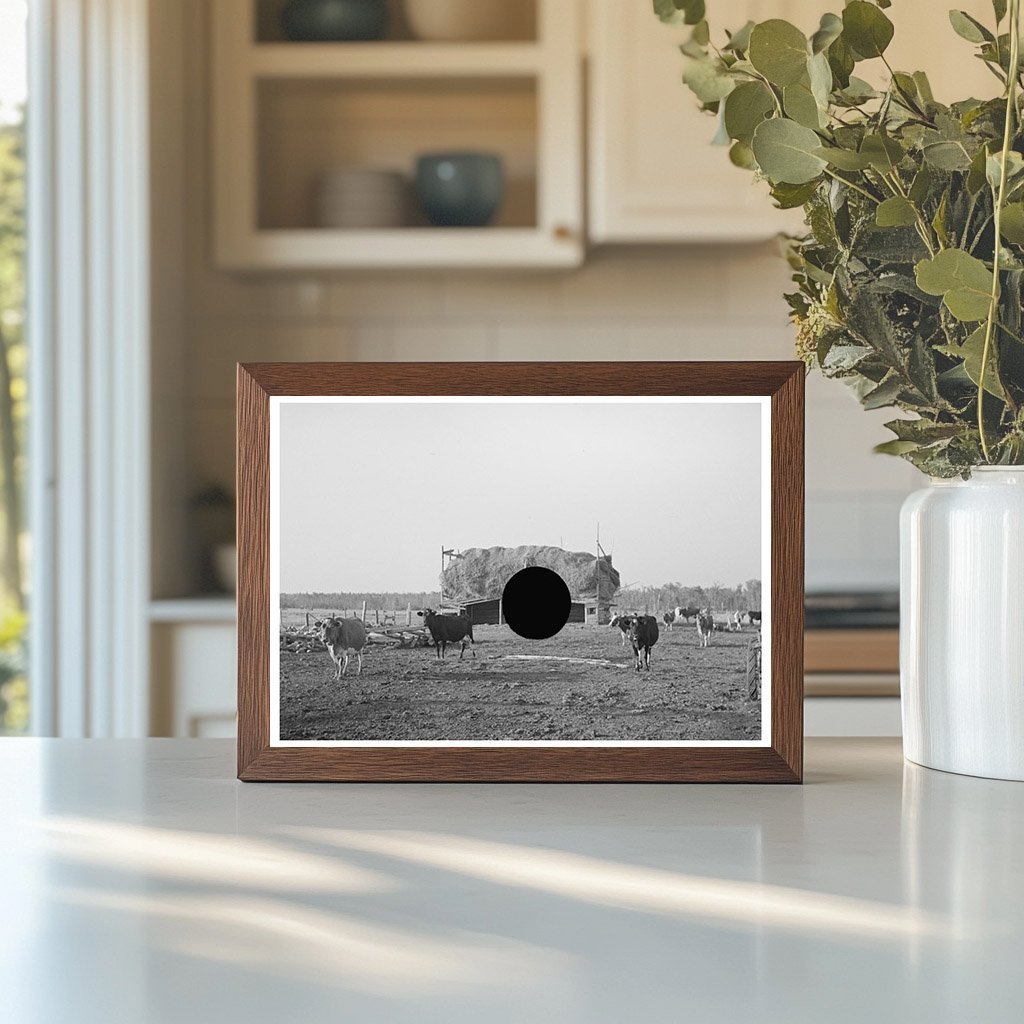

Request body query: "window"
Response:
[0, 0, 27, 734]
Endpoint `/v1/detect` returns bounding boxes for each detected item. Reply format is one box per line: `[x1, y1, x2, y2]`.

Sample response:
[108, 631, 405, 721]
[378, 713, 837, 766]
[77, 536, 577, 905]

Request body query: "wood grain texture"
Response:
[805, 629, 899, 674]
[236, 361, 805, 783]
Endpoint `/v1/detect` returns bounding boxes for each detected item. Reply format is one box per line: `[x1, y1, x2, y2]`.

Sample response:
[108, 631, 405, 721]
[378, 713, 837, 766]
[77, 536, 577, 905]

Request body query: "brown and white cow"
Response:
[317, 616, 367, 678]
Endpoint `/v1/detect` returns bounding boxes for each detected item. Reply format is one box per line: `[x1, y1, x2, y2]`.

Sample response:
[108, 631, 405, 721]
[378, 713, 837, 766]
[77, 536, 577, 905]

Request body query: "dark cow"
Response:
[662, 610, 676, 631]
[747, 610, 762, 625]
[316, 616, 367, 678]
[629, 615, 659, 672]
[417, 608, 476, 660]
[609, 613, 635, 648]
[675, 605, 700, 623]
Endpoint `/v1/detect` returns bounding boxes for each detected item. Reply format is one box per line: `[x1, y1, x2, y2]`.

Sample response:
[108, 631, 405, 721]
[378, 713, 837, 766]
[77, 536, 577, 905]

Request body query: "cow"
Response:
[732, 610, 744, 631]
[675, 606, 700, 624]
[317, 616, 367, 678]
[629, 615, 659, 672]
[696, 609, 714, 647]
[609, 613, 635, 648]
[662, 610, 676, 631]
[747, 610, 762, 626]
[417, 608, 476, 660]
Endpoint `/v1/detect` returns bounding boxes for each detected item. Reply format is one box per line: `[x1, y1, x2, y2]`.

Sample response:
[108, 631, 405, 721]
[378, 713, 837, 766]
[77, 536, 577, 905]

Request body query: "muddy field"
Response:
[279, 620, 761, 742]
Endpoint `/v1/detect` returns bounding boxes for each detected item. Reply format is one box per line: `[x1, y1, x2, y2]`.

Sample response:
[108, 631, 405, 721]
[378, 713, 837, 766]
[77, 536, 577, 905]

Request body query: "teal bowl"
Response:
[415, 152, 505, 228]
[281, 0, 388, 42]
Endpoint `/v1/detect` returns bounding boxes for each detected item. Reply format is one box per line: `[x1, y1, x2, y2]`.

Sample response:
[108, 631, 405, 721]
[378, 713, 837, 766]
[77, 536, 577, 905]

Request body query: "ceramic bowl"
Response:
[415, 152, 504, 227]
[281, 0, 388, 42]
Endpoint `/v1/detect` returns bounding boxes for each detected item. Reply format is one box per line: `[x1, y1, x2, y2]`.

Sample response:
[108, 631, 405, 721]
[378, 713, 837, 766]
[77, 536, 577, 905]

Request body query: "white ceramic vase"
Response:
[900, 467, 1024, 780]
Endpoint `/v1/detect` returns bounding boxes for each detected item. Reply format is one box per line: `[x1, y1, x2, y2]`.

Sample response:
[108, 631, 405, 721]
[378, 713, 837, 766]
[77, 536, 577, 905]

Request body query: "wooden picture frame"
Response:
[237, 362, 804, 782]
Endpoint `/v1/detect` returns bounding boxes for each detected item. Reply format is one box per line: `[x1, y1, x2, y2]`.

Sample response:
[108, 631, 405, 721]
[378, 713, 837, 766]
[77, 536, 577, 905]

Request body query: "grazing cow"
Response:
[731, 611, 743, 631]
[629, 615, 659, 672]
[662, 610, 676, 631]
[417, 608, 476, 660]
[696, 609, 714, 647]
[675, 606, 700, 624]
[609, 613, 635, 648]
[317, 616, 367, 678]
[747, 610, 762, 626]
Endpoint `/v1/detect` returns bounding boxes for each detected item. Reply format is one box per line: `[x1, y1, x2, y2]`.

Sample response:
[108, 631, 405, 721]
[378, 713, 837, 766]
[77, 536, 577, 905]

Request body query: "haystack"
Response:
[442, 545, 620, 603]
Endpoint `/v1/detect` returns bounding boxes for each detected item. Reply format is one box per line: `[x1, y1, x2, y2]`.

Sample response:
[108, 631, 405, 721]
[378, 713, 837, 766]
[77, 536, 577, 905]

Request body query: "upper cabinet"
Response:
[587, 0, 816, 243]
[586, 0, 999, 245]
[211, 0, 583, 269]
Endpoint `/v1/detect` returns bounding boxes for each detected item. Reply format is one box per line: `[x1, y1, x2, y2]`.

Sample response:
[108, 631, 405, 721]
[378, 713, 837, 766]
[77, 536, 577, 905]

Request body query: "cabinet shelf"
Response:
[218, 226, 579, 270]
[249, 42, 544, 78]
[212, 0, 582, 269]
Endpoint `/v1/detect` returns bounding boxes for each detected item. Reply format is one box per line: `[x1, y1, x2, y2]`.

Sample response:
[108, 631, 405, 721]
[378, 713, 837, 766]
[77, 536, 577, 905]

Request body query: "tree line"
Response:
[616, 580, 762, 615]
[282, 578, 761, 616]
[281, 591, 442, 612]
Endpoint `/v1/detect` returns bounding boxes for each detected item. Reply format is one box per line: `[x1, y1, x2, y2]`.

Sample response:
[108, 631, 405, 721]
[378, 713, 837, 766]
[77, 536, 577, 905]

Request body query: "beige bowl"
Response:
[403, 0, 535, 41]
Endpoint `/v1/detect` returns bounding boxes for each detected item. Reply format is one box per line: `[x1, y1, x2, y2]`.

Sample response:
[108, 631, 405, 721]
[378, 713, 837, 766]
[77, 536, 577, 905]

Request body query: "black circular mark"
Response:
[501, 567, 572, 640]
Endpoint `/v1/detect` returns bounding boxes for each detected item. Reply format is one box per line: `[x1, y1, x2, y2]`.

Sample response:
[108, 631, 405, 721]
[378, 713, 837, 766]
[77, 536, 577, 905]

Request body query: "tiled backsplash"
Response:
[181, 247, 918, 592]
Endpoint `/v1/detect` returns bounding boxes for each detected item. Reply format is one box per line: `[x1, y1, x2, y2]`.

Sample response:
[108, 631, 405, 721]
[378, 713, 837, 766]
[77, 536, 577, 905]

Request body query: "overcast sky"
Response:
[277, 398, 764, 593]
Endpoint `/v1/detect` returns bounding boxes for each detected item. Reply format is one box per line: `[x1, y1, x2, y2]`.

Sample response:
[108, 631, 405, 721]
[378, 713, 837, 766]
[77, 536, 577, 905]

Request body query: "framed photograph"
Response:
[237, 362, 804, 782]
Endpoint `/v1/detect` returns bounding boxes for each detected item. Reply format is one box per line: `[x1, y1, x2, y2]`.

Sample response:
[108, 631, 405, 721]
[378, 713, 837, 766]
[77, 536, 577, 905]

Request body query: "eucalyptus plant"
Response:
[658, 0, 1024, 476]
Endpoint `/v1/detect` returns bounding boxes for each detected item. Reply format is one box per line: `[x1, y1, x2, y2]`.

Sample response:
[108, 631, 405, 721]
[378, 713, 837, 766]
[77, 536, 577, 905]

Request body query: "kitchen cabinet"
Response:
[211, 0, 583, 269]
[587, 0, 998, 244]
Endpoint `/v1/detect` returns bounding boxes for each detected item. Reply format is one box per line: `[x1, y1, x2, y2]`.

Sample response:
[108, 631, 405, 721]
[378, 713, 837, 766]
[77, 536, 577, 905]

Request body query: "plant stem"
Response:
[979, 0, 1021, 462]
[822, 167, 881, 204]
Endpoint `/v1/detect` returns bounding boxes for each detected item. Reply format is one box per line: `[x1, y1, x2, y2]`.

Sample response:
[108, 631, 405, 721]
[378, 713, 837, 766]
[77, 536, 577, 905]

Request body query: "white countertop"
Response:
[1, 738, 1020, 1023]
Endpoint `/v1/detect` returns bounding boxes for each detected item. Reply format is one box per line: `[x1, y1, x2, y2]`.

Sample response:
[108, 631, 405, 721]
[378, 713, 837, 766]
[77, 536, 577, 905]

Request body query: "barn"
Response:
[459, 596, 588, 626]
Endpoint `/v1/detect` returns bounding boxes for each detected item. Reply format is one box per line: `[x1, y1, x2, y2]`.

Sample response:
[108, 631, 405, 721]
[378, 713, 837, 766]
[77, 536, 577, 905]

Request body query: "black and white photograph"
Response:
[270, 396, 770, 746]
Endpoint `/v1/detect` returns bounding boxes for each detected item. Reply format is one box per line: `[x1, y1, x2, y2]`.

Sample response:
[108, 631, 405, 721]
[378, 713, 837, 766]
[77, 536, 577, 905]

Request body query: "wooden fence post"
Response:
[406, 603, 411, 626]
[361, 600, 367, 622]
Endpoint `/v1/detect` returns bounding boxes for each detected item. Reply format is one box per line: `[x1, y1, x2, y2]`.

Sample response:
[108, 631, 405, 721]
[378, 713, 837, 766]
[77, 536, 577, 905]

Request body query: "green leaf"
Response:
[770, 180, 820, 209]
[993, 0, 1008, 24]
[913, 71, 935, 104]
[724, 20, 755, 52]
[876, 197, 918, 228]
[751, 118, 828, 184]
[729, 140, 757, 169]
[682, 57, 736, 104]
[860, 133, 904, 173]
[723, 81, 775, 144]
[915, 249, 994, 322]
[827, 36, 855, 88]
[1000, 203, 1024, 244]
[939, 325, 1006, 397]
[837, 76, 879, 104]
[784, 80, 824, 129]
[948, 10, 994, 44]
[862, 374, 903, 409]
[842, 1, 894, 59]
[810, 12, 843, 54]
[748, 20, 809, 86]
[909, 164, 933, 205]
[691, 19, 710, 45]
[884, 418, 963, 443]
[967, 144, 991, 193]
[986, 150, 1024, 190]
[875, 438, 922, 455]
[922, 140, 972, 171]
[653, 0, 705, 26]
[807, 51, 833, 109]
[814, 146, 872, 170]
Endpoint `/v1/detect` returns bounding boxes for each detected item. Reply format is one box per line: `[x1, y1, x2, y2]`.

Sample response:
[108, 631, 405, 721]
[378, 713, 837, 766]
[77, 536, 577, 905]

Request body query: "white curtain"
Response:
[28, 0, 150, 736]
